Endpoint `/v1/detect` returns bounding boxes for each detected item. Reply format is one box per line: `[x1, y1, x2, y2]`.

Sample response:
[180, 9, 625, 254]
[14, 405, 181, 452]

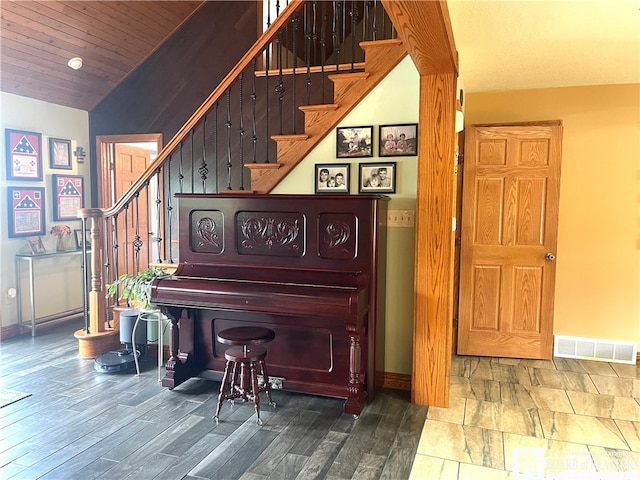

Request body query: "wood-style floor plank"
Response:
[0, 319, 423, 480]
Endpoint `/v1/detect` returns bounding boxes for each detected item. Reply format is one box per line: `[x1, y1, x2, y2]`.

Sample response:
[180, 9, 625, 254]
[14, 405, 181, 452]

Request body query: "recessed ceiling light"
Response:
[67, 57, 83, 70]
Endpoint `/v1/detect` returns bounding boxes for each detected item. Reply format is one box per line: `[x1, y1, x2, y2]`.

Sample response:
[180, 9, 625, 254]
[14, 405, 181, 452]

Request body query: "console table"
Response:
[15, 250, 89, 336]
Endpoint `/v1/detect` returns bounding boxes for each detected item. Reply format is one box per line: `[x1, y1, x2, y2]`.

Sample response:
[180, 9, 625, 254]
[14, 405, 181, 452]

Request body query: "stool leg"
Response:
[213, 359, 233, 424]
[239, 362, 250, 402]
[230, 361, 239, 398]
[250, 360, 262, 425]
[258, 359, 276, 408]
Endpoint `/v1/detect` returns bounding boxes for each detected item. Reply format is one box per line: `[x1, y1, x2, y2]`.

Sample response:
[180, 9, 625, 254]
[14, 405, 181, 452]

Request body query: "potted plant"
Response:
[106, 266, 168, 311]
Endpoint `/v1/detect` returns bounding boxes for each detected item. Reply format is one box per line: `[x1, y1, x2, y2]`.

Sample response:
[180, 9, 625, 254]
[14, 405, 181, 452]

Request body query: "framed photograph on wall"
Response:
[358, 162, 397, 193]
[7, 187, 46, 238]
[379, 123, 418, 156]
[336, 125, 373, 158]
[315, 163, 350, 193]
[5, 129, 43, 181]
[52, 174, 84, 221]
[74, 229, 91, 249]
[49, 137, 72, 169]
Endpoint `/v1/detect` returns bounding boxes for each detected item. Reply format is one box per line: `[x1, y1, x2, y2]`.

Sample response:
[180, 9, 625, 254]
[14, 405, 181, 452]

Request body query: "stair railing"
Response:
[78, 0, 396, 336]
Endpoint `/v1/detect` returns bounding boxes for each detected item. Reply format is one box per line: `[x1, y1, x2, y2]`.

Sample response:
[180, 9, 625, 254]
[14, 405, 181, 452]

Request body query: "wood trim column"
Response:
[413, 73, 457, 407]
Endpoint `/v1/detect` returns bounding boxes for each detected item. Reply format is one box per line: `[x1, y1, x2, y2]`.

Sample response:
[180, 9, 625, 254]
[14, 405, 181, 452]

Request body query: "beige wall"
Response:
[464, 84, 640, 345]
[0, 92, 90, 332]
[274, 56, 419, 374]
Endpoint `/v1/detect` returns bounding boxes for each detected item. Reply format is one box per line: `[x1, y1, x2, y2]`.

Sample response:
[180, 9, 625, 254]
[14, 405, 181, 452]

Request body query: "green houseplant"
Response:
[106, 266, 168, 310]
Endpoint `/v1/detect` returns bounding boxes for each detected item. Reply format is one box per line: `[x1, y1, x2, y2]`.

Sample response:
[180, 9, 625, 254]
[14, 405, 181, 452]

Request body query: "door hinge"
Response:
[453, 318, 458, 328]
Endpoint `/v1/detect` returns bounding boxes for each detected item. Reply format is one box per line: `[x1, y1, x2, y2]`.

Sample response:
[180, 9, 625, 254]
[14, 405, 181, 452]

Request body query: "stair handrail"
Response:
[103, 0, 303, 217]
[77, 1, 303, 336]
[79, 0, 396, 337]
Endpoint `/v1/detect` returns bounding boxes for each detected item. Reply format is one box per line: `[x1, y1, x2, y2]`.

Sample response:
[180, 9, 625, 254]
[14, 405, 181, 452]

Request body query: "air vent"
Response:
[554, 336, 637, 364]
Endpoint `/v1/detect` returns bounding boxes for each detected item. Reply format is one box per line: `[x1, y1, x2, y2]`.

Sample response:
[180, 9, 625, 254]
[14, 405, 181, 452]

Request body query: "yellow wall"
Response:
[0, 92, 90, 332]
[273, 56, 419, 374]
[465, 84, 640, 345]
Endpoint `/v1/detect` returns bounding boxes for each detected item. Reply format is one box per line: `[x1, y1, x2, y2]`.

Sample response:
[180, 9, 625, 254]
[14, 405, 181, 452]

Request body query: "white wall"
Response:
[0, 93, 90, 332]
[273, 56, 420, 374]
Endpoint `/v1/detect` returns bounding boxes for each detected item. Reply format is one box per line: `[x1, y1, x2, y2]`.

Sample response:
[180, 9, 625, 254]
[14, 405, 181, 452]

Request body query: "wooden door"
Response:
[457, 122, 562, 359]
[114, 144, 151, 274]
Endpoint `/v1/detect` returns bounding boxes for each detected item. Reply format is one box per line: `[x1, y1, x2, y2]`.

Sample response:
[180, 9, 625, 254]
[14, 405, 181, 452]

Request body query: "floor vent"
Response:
[554, 335, 637, 364]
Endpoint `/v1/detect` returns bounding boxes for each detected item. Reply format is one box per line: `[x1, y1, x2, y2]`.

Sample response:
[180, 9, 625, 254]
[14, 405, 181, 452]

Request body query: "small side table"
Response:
[15, 250, 89, 336]
[131, 309, 165, 381]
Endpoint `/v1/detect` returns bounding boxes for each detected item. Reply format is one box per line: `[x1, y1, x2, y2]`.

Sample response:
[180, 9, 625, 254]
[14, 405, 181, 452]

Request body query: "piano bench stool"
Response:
[215, 326, 275, 347]
[214, 327, 276, 426]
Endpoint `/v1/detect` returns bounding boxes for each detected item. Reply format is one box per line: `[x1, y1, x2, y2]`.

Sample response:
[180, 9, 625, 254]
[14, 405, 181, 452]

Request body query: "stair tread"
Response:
[299, 104, 339, 112]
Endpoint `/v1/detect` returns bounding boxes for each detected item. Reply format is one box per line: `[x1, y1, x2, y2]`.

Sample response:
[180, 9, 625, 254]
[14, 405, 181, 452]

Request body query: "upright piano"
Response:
[151, 193, 387, 415]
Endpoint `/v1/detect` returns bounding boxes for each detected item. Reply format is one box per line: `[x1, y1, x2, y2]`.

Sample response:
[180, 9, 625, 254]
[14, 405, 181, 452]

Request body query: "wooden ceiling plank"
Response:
[61, 1, 169, 49]
[42, 1, 159, 54]
[1, 68, 101, 104]
[1, 42, 118, 89]
[0, 15, 138, 71]
[0, 0, 205, 110]
[0, 24, 130, 77]
[108, 1, 187, 34]
[1, 62, 110, 98]
[1, 3, 152, 65]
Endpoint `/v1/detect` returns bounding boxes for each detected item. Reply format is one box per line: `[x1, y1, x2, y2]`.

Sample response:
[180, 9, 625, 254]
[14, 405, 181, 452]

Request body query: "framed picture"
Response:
[74, 229, 91, 249]
[336, 126, 373, 158]
[49, 137, 72, 169]
[7, 187, 46, 237]
[52, 174, 84, 221]
[379, 123, 418, 156]
[359, 162, 397, 193]
[27, 236, 46, 255]
[315, 163, 350, 193]
[5, 128, 43, 180]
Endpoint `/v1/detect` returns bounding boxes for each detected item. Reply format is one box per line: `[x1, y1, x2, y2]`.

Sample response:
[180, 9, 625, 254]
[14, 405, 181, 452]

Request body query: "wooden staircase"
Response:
[80, 0, 460, 409]
[246, 39, 407, 193]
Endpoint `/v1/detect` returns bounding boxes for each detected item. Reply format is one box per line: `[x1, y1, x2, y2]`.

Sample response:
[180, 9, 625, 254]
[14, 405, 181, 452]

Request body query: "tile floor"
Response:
[409, 355, 640, 479]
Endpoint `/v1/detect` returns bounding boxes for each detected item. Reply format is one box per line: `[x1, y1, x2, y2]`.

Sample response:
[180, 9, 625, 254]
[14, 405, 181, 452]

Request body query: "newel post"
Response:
[78, 208, 106, 333]
[74, 208, 119, 358]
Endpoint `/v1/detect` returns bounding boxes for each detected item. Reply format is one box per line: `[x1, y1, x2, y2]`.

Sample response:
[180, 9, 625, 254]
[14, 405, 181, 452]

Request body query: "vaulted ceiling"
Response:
[1, 1, 638, 112]
[0, 1, 205, 111]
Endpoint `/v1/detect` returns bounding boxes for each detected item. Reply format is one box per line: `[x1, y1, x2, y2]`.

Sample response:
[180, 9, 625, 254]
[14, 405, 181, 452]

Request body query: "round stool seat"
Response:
[217, 326, 275, 346]
[224, 345, 266, 363]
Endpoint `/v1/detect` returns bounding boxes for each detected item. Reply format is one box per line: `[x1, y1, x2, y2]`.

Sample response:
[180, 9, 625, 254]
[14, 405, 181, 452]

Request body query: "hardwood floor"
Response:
[0, 319, 426, 480]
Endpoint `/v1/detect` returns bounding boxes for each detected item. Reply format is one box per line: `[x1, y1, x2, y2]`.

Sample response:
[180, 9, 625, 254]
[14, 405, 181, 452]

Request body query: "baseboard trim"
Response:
[0, 331, 417, 389]
[0, 323, 20, 341]
[376, 371, 411, 391]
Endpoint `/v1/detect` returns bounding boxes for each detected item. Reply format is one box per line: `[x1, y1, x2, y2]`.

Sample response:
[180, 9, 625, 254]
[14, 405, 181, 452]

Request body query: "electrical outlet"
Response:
[387, 210, 415, 227]
[5, 287, 17, 304]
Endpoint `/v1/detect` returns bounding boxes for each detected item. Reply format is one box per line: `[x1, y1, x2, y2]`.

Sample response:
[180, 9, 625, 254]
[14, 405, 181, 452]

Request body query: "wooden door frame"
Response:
[95, 133, 162, 209]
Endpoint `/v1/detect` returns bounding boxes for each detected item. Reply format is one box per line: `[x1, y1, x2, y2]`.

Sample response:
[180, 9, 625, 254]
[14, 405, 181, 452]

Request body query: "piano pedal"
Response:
[257, 374, 284, 390]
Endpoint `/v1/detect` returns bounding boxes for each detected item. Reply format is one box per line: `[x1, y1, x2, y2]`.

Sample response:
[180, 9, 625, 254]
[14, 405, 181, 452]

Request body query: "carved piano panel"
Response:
[152, 194, 387, 415]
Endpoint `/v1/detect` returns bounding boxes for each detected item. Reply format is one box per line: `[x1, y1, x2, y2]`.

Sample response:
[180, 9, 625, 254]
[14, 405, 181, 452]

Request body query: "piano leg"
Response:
[161, 307, 198, 389]
[344, 327, 366, 416]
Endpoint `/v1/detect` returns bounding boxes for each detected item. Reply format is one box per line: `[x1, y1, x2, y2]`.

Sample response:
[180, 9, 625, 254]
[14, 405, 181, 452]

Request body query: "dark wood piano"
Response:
[151, 193, 388, 415]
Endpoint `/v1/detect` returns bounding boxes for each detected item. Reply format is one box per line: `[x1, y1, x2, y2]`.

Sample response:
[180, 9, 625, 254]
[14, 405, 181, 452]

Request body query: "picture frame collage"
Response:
[5, 128, 84, 251]
[316, 123, 417, 194]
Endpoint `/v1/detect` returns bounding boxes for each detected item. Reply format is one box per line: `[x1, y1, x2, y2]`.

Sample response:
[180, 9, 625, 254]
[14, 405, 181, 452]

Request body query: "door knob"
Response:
[545, 253, 555, 261]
